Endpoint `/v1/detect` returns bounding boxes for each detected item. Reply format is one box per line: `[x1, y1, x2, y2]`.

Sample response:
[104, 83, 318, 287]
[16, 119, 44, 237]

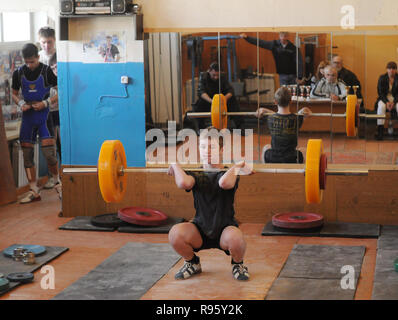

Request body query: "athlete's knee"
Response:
[42, 145, 58, 166]
[22, 146, 35, 168]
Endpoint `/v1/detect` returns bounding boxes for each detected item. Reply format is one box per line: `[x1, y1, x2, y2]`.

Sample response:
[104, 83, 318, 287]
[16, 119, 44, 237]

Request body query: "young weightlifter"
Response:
[11, 43, 60, 203]
[168, 127, 252, 281]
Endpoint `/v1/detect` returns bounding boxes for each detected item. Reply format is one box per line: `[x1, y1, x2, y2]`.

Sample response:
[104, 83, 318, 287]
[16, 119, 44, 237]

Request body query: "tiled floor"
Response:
[0, 190, 377, 300]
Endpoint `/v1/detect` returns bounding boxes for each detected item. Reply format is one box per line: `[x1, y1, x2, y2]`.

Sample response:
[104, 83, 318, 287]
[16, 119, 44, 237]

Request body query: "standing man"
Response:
[38, 27, 56, 65]
[38, 26, 61, 191]
[240, 32, 303, 86]
[12, 43, 61, 203]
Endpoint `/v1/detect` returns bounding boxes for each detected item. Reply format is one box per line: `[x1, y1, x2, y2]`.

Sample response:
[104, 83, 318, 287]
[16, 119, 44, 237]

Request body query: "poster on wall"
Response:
[82, 31, 126, 63]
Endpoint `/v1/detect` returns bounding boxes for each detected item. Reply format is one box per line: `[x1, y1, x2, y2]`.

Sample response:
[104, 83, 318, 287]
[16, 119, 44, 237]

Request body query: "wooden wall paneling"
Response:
[61, 169, 398, 226]
[235, 173, 307, 224]
[335, 170, 398, 225]
[61, 169, 148, 217]
[0, 109, 17, 206]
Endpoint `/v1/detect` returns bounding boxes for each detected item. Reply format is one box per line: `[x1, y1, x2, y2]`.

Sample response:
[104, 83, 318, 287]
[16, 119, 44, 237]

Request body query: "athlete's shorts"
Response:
[191, 221, 239, 256]
[19, 108, 54, 143]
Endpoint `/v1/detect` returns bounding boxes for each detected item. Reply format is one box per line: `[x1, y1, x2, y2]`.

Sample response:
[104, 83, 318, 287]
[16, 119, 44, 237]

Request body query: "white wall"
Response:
[140, 0, 398, 31]
[2, 0, 398, 31]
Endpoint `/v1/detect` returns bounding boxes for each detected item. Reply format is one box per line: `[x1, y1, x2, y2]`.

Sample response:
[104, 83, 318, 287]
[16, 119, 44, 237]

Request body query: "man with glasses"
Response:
[310, 65, 347, 101]
[332, 55, 363, 109]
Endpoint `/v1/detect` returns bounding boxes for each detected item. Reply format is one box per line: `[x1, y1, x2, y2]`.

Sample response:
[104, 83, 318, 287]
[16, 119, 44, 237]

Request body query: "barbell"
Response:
[186, 93, 385, 137]
[63, 139, 368, 205]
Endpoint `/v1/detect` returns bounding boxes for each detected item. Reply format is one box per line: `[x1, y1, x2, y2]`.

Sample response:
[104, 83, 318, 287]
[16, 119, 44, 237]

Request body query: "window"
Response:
[1, 12, 31, 42]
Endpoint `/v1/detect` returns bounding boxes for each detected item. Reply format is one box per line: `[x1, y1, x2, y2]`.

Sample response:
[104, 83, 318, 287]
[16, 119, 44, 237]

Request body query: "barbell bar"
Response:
[62, 139, 368, 205]
[186, 93, 386, 137]
[187, 111, 385, 119]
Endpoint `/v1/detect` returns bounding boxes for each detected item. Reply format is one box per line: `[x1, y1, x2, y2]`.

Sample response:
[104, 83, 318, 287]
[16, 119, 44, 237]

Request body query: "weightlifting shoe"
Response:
[232, 263, 250, 281]
[175, 259, 202, 280]
[43, 176, 57, 189]
[20, 190, 41, 204]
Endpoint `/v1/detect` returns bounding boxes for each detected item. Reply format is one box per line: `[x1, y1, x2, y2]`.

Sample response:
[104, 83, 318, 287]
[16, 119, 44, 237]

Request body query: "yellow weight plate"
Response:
[98, 140, 127, 203]
[346, 94, 357, 137]
[211, 94, 228, 129]
[305, 139, 323, 204]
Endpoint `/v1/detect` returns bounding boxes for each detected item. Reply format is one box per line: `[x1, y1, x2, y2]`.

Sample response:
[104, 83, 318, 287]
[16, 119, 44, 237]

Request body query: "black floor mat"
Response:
[53, 242, 180, 300]
[372, 225, 398, 300]
[59, 216, 185, 233]
[0, 245, 69, 296]
[262, 221, 380, 238]
[266, 244, 365, 300]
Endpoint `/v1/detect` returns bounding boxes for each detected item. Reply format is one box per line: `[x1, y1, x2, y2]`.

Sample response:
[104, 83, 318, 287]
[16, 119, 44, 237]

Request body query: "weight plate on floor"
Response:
[118, 207, 168, 226]
[272, 212, 324, 229]
[3, 244, 46, 258]
[7, 272, 34, 283]
[0, 277, 9, 291]
[91, 213, 124, 228]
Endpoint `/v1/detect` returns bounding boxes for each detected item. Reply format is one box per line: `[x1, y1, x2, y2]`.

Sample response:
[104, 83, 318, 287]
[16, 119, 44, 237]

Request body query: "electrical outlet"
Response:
[121, 76, 129, 84]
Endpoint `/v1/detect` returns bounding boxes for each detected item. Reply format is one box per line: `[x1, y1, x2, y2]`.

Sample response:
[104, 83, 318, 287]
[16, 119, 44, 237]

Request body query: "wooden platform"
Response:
[0, 190, 377, 300]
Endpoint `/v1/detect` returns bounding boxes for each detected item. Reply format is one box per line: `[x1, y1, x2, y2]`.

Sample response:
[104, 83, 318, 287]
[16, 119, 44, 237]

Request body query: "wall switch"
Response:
[121, 76, 129, 84]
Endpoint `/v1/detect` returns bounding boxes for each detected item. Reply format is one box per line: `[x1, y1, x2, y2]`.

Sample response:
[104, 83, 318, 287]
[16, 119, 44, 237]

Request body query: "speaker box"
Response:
[111, 0, 126, 14]
[60, 0, 74, 15]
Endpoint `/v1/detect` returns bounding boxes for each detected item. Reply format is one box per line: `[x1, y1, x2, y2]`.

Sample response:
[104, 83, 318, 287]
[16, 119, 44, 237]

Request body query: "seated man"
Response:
[332, 55, 364, 110]
[375, 61, 398, 140]
[310, 66, 347, 101]
[192, 62, 242, 132]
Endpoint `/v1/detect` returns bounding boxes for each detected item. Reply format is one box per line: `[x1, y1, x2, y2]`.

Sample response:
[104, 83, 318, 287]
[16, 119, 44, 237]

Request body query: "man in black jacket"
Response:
[192, 62, 242, 132]
[240, 32, 303, 86]
[375, 61, 398, 140]
[332, 55, 364, 110]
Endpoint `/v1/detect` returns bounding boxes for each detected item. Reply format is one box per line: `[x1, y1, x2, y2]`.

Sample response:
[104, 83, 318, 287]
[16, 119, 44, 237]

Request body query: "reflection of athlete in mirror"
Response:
[101, 36, 120, 62]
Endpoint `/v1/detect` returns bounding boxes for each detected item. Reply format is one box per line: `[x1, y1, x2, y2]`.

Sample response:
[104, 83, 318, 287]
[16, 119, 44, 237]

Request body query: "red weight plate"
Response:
[118, 207, 168, 226]
[319, 154, 327, 190]
[272, 212, 324, 229]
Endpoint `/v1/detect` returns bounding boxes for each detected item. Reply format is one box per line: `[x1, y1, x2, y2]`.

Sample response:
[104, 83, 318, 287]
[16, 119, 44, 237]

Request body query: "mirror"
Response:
[144, 29, 398, 168]
[293, 32, 333, 164]
[364, 30, 398, 166]
[328, 31, 366, 164]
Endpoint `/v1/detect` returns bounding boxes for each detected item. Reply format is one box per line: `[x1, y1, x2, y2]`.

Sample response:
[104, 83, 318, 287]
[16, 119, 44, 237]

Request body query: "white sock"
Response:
[29, 182, 39, 194]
